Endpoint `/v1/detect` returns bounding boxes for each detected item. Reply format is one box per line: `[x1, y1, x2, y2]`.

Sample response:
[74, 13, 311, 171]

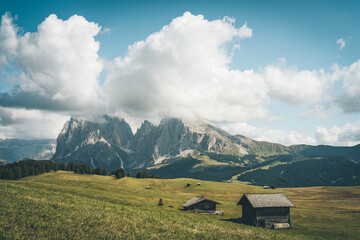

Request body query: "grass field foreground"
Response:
[0, 171, 359, 239]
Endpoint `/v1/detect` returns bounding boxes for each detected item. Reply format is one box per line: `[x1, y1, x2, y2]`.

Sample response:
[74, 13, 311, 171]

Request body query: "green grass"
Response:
[0, 171, 359, 239]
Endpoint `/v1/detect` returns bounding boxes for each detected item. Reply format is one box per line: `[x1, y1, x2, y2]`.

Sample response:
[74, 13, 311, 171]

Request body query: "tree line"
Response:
[135, 171, 160, 179]
[0, 159, 58, 180]
[0, 159, 159, 180]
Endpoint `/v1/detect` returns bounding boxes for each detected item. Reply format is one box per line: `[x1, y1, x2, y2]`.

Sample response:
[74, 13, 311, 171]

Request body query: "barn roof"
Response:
[182, 196, 220, 207]
[237, 193, 295, 208]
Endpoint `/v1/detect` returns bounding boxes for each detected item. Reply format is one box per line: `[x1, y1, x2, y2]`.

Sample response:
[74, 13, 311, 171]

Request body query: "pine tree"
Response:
[59, 163, 66, 171]
[40, 164, 46, 173]
[21, 166, 28, 178]
[12, 167, 22, 180]
[6, 169, 14, 180]
[28, 166, 35, 176]
[101, 168, 109, 176]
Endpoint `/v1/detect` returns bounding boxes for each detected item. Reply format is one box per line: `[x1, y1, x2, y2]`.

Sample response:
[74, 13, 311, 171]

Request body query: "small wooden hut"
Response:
[237, 193, 295, 229]
[182, 196, 220, 212]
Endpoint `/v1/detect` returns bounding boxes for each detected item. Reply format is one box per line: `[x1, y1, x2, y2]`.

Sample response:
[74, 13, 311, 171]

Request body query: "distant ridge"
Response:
[0, 139, 56, 163]
[51, 116, 360, 187]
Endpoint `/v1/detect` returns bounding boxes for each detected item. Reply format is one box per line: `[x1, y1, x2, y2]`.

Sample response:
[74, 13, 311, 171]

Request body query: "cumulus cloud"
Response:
[332, 60, 360, 113]
[316, 121, 360, 146]
[0, 11, 360, 146]
[104, 12, 267, 122]
[0, 13, 104, 111]
[0, 107, 69, 139]
[263, 59, 328, 105]
[103, 10, 343, 124]
[222, 122, 316, 145]
[337, 38, 345, 50]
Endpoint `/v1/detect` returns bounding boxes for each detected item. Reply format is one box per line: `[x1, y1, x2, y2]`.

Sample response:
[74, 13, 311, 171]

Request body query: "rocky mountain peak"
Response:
[53, 116, 250, 170]
[53, 115, 134, 170]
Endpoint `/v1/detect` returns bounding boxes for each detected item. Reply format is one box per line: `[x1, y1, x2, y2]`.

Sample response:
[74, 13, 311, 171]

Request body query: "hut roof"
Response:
[182, 196, 220, 208]
[237, 193, 295, 208]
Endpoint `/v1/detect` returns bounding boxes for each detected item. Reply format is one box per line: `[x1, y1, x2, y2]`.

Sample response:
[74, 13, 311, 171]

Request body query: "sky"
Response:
[0, 0, 359, 146]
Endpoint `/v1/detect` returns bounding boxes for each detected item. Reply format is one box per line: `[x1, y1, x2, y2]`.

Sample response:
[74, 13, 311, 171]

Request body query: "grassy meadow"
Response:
[0, 171, 359, 239]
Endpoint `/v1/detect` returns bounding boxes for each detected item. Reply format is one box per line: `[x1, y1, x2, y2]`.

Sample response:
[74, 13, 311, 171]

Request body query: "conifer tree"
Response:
[12, 167, 21, 180]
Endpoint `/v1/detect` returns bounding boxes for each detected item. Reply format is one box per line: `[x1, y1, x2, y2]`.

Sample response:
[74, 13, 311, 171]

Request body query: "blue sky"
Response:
[0, 0, 359, 146]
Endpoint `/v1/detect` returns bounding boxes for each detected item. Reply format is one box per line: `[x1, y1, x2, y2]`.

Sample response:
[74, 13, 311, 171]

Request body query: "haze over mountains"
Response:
[0, 139, 56, 163]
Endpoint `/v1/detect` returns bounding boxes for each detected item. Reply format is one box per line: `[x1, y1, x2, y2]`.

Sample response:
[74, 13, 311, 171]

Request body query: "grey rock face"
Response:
[144, 118, 249, 165]
[129, 118, 249, 167]
[53, 116, 251, 171]
[129, 120, 157, 168]
[52, 115, 134, 170]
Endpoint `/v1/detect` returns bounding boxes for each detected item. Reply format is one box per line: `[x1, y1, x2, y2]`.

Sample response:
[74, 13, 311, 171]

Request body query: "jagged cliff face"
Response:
[52, 116, 134, 170]
[140, 118, 249, 166]
[53, 116, 252, 170]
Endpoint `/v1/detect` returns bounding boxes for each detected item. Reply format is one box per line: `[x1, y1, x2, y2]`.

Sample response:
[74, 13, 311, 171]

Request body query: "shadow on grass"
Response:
[221, 217, 245, 224]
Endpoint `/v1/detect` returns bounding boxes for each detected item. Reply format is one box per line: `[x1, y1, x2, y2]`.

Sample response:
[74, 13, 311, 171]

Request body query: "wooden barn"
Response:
[182, 196, 220, 212]
[237, 193, 295, 229]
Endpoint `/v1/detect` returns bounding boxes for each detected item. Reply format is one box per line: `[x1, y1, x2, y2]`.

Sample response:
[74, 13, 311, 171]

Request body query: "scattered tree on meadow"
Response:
[112, 168, 126, 179]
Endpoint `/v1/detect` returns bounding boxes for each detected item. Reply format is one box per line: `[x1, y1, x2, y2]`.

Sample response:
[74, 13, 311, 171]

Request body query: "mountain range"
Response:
[50, 115, 360, 186]
[52, 115, 291, 169]
[1, 115, 359, 187]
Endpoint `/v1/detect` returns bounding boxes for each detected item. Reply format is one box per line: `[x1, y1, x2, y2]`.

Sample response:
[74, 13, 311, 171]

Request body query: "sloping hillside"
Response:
[1, 171, 359, 239]
[237, 156, 360, 187]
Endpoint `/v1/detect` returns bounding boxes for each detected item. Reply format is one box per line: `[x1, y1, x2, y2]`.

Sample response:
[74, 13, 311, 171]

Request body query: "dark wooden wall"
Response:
[241, 198, 291, 227]
[241, 198, 257, 225]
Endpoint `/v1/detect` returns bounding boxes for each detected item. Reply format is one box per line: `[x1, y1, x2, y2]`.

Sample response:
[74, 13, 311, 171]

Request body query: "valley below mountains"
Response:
[51, 115, 360, 187]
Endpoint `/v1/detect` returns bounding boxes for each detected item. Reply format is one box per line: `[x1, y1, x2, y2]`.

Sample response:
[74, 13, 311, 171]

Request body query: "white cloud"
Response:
[0, 12, 18, 64]
[104, 12, 268, 123]
[337, 38, 345, 50]
[0, 13, 104, 111]
[267, 115, 284, 121]
[263, 60, 328, 105]
[316, 121, 360, 146]
[0, 107, 69, 139]
[222, 122, 316, 146]
[0, 11, 360, 147]
[104, 12, 267, 121]
[330, 60, 360, 113]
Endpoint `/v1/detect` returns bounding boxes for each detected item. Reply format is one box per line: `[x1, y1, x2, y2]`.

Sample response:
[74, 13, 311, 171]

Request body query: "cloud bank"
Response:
[0, 107, 69, 139]
[222, 120, 360, 147]
[0, 13, 103, 111]
[316, 121, 360, 146]
[222, 122, 316, 146]
[104, 12, 266, 122]
[0, 12, 360, 146]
